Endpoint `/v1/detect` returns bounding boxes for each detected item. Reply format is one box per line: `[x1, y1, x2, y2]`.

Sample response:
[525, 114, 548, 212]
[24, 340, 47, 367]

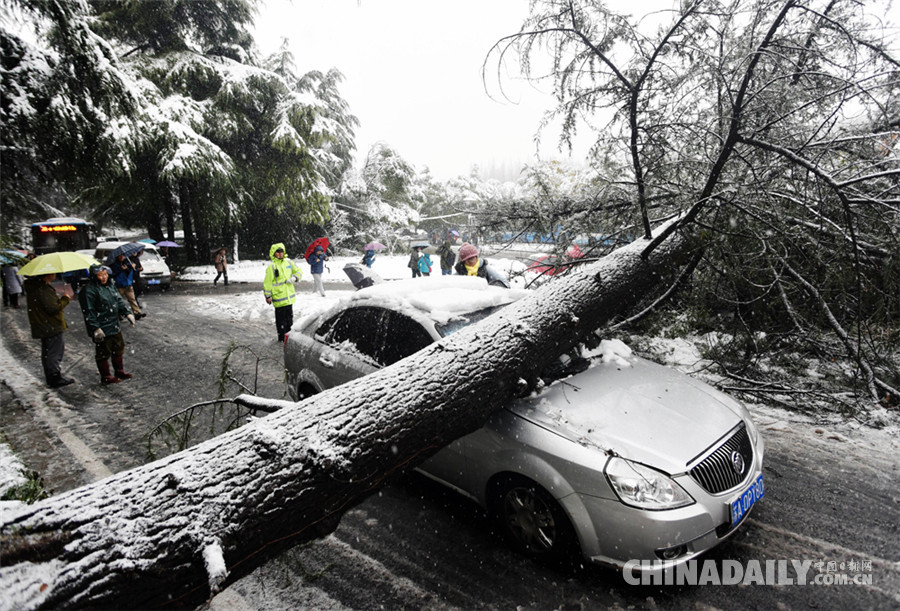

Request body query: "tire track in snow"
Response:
[0, 324, 113, 483]
[733, 518, 900, 604]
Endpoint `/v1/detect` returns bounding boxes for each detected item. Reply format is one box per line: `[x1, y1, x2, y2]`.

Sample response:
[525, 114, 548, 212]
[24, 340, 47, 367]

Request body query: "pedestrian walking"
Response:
[264, 243, 301, 343]
[416, 248, 433, 277]
[306, 244, 328, 296]
[1, 262, 24, 308]
[79, 265, 135, 384]
[110, 254, 145, 318]
[362, 249, 376, 268]
[213, 247, 229, 286]
[24, 272, 74, 388]
[408, 249, 422, 278]
[130, 251, 144, 301]
[438, 239, 456, 276]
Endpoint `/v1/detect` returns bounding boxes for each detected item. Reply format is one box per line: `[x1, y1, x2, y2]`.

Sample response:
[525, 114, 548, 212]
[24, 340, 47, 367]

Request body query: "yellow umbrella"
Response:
[18, 251, 99, 276]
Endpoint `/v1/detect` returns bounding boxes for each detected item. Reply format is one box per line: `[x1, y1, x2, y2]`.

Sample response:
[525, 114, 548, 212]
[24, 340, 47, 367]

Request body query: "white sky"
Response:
[252, 0, 587, 181]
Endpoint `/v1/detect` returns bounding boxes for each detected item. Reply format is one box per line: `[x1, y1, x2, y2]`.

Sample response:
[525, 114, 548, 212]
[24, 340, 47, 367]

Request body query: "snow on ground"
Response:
[179, 253, 530, 286]
[0, 443, 26, 500]
[2, 252, 898, 499]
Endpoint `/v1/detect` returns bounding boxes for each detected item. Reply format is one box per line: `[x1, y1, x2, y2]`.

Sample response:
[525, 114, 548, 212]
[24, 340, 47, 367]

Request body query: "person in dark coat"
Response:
[454, 243, 510, 288]
[362, 249, 376, 268]
[130, 251, 144, 300]
[408, 249, 422, 278]
[306, 244, 328, 296]
[80, 265, 135, 384]
[438, 240, 456, 276]
[111, 253, 145, 318]
[24, 273, 74, 387]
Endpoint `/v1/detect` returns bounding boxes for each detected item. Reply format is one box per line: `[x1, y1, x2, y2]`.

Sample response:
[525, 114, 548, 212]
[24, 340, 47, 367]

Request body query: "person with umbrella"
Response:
[305, 239, 329, 297]
[110, 250, 145, 319]
[79, 265, 135, 384]
[24, 272, 74, 388]
[263, 243, 301, 343]
[361, 241, 384, 269]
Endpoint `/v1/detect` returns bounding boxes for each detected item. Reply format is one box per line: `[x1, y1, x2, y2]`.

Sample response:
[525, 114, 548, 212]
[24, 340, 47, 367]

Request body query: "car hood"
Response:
[508, 355, 743, 475]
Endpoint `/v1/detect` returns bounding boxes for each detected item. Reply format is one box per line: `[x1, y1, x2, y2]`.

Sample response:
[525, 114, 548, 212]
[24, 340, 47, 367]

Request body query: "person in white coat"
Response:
[1, 262, 24, 308]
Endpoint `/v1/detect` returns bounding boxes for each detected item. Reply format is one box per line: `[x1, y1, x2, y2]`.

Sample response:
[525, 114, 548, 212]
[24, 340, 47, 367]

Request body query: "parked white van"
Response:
[94, 242, 172, 290]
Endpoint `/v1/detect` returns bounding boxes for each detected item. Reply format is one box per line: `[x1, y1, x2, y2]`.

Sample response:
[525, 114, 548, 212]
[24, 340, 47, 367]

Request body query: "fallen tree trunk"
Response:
[0, 224, 693, 609]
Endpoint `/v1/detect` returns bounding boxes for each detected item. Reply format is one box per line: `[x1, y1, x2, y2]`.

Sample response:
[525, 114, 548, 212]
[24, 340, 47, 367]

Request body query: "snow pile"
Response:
[0, 444, 26, 500]
[585, 338, 634, 367]
[202, 540, 228, 594]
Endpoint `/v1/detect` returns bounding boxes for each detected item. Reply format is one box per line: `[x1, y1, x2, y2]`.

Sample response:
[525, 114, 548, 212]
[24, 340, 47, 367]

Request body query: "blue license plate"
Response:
[730, 474, 764, 525]
[147, 279, 161, 285]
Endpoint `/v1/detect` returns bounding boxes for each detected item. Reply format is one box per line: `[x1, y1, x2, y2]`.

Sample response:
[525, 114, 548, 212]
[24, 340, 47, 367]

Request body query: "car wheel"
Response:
[490, 475, 579, 564]
[296, 383, 317, 401]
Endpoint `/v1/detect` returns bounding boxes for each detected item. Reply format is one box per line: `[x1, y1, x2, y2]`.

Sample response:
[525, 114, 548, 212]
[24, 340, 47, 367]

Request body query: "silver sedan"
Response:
[284, 276, 764, 568]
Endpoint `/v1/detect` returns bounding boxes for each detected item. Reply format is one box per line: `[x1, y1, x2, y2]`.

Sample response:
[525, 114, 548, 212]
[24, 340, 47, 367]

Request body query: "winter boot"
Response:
[97, 360, 120, 385]
[48, 373, 75, 388]
[112, 354, 133, 380]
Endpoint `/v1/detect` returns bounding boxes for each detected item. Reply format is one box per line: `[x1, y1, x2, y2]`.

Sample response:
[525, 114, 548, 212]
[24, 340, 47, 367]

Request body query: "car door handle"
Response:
[319, 355, 334, 368]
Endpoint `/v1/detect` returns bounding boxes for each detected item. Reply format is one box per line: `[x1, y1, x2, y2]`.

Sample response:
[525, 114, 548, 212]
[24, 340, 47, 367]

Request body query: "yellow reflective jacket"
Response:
[263, 243, 301, 308]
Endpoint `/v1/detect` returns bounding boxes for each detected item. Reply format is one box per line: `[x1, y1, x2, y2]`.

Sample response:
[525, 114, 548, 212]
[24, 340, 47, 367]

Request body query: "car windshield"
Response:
[435, 306, 504, 337]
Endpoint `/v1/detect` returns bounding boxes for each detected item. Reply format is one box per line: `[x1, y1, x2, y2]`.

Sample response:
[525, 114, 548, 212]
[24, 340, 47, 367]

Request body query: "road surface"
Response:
[1, 282, 897, 609]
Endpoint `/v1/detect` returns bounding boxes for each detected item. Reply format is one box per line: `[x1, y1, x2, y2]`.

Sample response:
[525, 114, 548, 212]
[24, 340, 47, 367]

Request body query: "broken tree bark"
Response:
[0, 224, 693, 609]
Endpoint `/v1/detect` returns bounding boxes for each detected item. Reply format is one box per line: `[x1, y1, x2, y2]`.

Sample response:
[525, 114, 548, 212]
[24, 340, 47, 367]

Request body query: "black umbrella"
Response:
[104, 242, 145, 266]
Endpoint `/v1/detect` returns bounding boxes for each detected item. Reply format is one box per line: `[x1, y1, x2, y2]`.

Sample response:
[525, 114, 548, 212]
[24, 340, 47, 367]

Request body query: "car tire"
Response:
[490, 474, 579, 565]
[296, 383, 317, 401]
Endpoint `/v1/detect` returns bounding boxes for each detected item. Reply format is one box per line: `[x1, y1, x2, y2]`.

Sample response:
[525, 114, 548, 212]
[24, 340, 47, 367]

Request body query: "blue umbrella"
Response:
[104, 242, 145, 265]
[0, 249, 27, 265]
[139, 238, 157, 244]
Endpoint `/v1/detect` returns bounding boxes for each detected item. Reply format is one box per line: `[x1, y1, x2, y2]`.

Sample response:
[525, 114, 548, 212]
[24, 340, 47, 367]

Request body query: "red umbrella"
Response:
[305, 237, 330, 260]
[527, 245, 584, 276]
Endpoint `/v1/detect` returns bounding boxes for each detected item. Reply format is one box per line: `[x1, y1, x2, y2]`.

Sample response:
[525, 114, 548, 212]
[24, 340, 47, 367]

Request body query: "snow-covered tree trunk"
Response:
[0, 224, 691, 609]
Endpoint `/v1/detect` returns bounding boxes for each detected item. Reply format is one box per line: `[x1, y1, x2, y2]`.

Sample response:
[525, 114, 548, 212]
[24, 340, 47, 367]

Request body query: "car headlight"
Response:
[605, 457, 694, 510]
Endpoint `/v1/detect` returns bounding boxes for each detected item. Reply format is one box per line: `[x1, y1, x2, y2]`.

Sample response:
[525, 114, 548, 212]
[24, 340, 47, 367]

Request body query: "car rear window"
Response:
[316, 306, 434, 367]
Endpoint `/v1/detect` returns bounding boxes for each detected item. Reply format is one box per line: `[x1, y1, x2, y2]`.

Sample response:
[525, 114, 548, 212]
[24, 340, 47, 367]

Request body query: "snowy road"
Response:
[2, 282, 898, 610]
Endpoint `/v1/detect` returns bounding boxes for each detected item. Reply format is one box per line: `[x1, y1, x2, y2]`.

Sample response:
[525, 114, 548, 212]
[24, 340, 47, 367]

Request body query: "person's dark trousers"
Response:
[214, 271, 228, 285]
[275, 304, 293, 342]
[41, 332, 65, 384]
[8, 293, 19, 307]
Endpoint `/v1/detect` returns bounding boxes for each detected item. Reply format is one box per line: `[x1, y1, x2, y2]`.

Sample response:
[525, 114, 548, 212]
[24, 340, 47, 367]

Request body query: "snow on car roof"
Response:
[344, 276, 530, 324]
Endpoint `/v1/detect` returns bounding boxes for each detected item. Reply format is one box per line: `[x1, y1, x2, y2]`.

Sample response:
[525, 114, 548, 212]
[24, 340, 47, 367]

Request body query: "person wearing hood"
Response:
[264, 243, 301, 342]
[24, 272, 74, 388]
[79, 265, 135, 384]
[306, 244, 328, 296]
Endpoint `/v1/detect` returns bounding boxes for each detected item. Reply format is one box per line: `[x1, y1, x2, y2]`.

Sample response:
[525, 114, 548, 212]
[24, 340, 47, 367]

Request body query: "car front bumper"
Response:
[569, 434, 765, 569]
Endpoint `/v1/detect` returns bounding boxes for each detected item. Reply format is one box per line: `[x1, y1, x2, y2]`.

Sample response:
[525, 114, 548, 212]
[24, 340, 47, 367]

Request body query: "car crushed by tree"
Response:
[284, 273, 765, 569]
